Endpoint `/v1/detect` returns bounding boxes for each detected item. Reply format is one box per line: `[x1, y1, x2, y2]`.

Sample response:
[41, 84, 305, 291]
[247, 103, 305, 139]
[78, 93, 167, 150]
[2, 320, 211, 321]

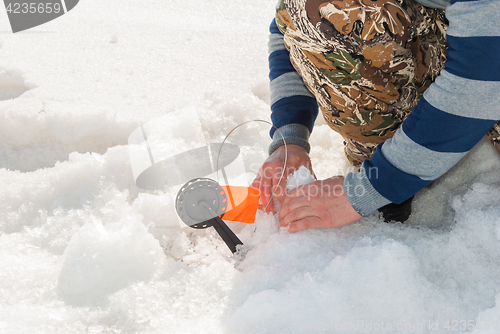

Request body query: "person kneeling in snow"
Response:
[252, 0, 500, 231]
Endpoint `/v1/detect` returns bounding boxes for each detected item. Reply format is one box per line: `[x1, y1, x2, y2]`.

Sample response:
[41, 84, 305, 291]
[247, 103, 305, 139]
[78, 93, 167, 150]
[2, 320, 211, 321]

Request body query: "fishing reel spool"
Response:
[175, 178, 242, 253]
[128, 106, 287, 254]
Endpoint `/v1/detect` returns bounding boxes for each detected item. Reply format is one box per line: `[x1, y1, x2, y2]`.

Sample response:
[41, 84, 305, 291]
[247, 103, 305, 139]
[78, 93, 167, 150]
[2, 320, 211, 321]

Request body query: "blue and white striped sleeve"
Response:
[268, 18, 319, 155]
[344, 0, 500, 216]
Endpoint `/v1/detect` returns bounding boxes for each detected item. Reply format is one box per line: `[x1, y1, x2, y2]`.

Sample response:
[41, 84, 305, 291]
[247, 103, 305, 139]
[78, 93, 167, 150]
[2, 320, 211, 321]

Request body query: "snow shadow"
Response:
[0, 68, 30, 101]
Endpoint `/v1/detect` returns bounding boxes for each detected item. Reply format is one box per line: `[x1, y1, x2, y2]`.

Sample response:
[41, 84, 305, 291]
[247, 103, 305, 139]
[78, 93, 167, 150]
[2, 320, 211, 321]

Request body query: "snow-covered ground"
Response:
[1, 1, 500, 333]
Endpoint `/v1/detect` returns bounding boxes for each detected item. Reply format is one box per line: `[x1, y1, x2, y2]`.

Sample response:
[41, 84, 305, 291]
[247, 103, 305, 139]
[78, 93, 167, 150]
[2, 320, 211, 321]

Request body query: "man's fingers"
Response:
[279, 205, 318, 227]
[281, 182, 317, 208]
[258, 175, 272, 212]
[282, 185, 305, 205]
[272, 173, 287, 202]
[279, 195, 309, 222]
[261, 171, 288, 213]
[288, 217, 322, 233]
[250, 174, 261, 190]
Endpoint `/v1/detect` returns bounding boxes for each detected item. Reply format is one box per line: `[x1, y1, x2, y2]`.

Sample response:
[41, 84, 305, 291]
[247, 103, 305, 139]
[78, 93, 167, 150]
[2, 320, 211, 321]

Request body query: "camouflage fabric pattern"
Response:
[487, 123, 500, 156]
[276, 0, 448, 166]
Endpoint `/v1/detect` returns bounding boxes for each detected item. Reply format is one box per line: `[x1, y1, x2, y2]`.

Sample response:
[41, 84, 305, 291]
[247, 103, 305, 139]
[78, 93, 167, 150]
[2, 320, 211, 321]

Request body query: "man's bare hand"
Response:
[251, 144, 314, 213]
[279, 176, 362, 232]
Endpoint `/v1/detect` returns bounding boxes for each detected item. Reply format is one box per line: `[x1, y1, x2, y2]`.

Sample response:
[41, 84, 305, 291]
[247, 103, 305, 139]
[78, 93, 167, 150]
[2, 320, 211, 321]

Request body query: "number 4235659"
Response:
[6, 2, 62, 14]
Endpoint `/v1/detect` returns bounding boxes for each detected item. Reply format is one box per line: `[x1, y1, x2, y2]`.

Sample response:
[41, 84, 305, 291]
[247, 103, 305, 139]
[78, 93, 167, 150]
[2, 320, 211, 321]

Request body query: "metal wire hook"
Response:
[216, 120, 288, 212]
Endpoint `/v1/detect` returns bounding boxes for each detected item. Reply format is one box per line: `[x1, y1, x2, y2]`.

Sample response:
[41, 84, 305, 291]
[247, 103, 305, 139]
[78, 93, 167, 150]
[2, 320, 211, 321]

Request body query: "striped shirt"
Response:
[268, 0, 500, 216]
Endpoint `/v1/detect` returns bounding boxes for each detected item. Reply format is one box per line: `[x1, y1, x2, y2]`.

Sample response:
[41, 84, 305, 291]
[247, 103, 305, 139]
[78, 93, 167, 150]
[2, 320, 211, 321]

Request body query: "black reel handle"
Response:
[206, 216, 243, 254]
[200, 200, 243, 254]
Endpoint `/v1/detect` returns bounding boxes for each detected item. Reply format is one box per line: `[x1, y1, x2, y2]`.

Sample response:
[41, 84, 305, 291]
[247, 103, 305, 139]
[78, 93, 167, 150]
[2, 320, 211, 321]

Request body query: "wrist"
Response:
[343, 167, 391, 217]
[269, 123, 311, 155]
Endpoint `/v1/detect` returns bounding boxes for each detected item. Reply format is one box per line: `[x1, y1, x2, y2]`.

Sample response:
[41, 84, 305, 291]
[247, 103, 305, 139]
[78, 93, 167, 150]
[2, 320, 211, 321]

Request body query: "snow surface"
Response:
[287, 166, 317, 192]
[1, 1, 500, 333]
